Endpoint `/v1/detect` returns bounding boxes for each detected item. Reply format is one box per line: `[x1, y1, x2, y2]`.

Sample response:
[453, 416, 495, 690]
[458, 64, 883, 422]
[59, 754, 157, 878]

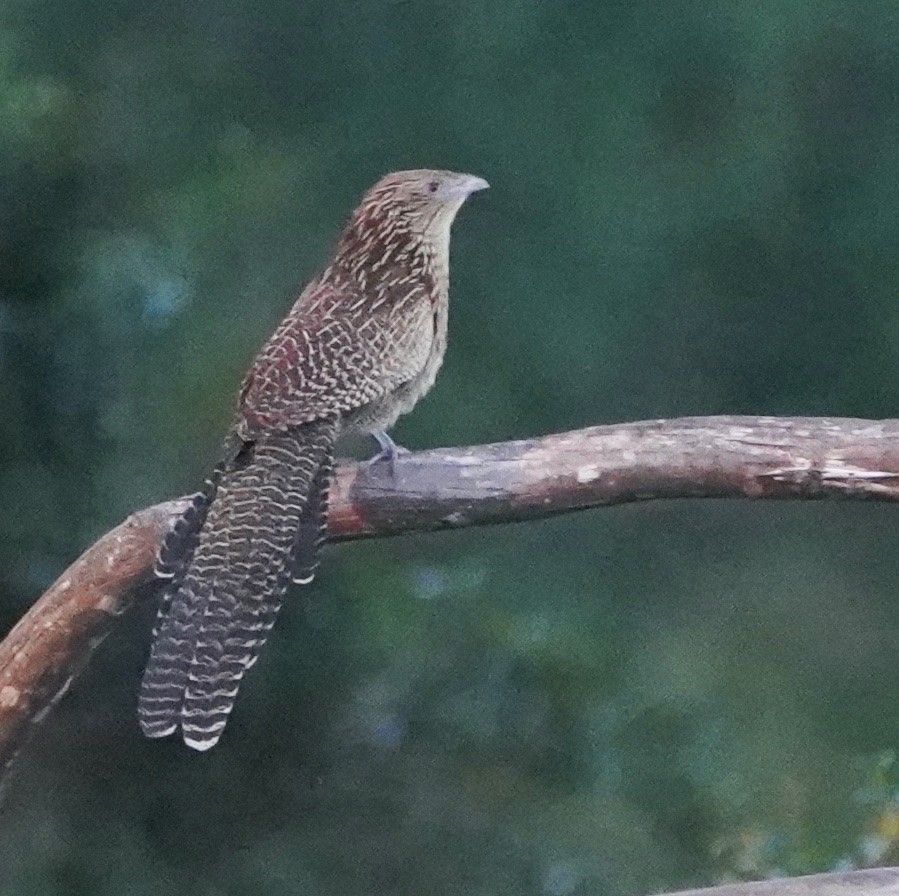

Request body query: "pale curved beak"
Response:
[443, 175, 490, 201]
[462, 175, 490, 193]
[462, 174, 490, 196]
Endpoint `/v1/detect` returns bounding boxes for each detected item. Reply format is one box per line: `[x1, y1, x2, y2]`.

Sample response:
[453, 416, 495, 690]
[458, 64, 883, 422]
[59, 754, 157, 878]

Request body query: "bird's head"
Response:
[340, 169, 488, 255]
[370, 169, 489, 233]
[330, 169, 487, 290]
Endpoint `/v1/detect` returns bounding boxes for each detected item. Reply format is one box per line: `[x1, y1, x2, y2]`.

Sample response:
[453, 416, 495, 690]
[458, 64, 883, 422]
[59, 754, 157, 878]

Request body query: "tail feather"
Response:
[154, 461, 225, 582]
[138, 418, 338, 748]
[141, 479, 222, 739]
[289, 452, 333, 585]
[148, 434, 246, 652]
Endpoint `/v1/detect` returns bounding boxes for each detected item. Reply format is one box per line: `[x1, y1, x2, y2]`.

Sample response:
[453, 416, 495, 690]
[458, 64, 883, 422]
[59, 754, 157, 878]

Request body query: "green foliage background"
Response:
[2, 2, 899, 893]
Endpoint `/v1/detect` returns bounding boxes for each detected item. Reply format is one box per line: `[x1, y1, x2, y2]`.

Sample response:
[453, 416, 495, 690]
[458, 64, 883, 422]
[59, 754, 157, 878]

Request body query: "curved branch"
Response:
[668, 868, 899, 896]
[330, 415, 899, 537]
[2, 415, 899, 782]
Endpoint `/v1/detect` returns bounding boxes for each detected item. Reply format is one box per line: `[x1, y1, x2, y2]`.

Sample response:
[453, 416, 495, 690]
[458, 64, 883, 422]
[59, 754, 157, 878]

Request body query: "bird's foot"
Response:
[367, 430, 410, 472]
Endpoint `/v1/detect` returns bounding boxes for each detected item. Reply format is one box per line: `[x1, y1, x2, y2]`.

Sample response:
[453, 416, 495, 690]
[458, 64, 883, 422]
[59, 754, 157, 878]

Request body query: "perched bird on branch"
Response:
[138, 169, 488, 750]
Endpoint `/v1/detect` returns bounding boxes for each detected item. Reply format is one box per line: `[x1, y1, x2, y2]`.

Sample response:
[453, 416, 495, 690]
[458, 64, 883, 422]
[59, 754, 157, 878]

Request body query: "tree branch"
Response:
[667, 868, 899, 896]
[3, 416, 899, 783]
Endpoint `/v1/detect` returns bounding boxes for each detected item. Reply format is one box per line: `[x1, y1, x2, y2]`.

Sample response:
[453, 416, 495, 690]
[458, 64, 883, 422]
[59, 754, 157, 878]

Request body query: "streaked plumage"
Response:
[138, 169, 488, 750]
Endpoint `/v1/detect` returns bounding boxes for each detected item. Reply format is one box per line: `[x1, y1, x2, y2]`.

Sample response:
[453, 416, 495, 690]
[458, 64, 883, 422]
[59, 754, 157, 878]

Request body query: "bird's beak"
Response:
[463, 175, 490, 193]
[443, 175, 490, 200]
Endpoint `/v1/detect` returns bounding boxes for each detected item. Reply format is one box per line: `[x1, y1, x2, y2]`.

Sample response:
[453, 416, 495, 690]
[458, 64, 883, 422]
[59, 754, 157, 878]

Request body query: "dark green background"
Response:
[2, 1, 899, 893]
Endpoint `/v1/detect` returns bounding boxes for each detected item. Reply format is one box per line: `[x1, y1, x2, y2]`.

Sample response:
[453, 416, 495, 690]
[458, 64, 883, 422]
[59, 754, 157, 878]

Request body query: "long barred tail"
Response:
[138, 417, 339, 751]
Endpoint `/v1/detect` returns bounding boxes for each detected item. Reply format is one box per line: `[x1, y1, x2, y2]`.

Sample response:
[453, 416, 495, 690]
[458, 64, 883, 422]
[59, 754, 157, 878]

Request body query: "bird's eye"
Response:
[427, 180, 439, 193]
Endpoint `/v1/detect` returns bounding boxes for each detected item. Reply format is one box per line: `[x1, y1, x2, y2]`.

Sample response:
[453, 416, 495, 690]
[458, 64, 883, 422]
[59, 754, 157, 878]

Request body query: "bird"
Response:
[138, 169, 489, 751]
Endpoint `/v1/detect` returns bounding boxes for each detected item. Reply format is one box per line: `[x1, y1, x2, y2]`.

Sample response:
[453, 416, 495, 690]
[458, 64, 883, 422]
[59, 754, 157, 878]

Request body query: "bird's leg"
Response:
[368, 429, 410, 469]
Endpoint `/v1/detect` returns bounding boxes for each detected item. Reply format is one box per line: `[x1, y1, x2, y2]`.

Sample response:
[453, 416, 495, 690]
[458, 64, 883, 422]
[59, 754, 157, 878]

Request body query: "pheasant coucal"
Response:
[138, 169, 488, 750]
